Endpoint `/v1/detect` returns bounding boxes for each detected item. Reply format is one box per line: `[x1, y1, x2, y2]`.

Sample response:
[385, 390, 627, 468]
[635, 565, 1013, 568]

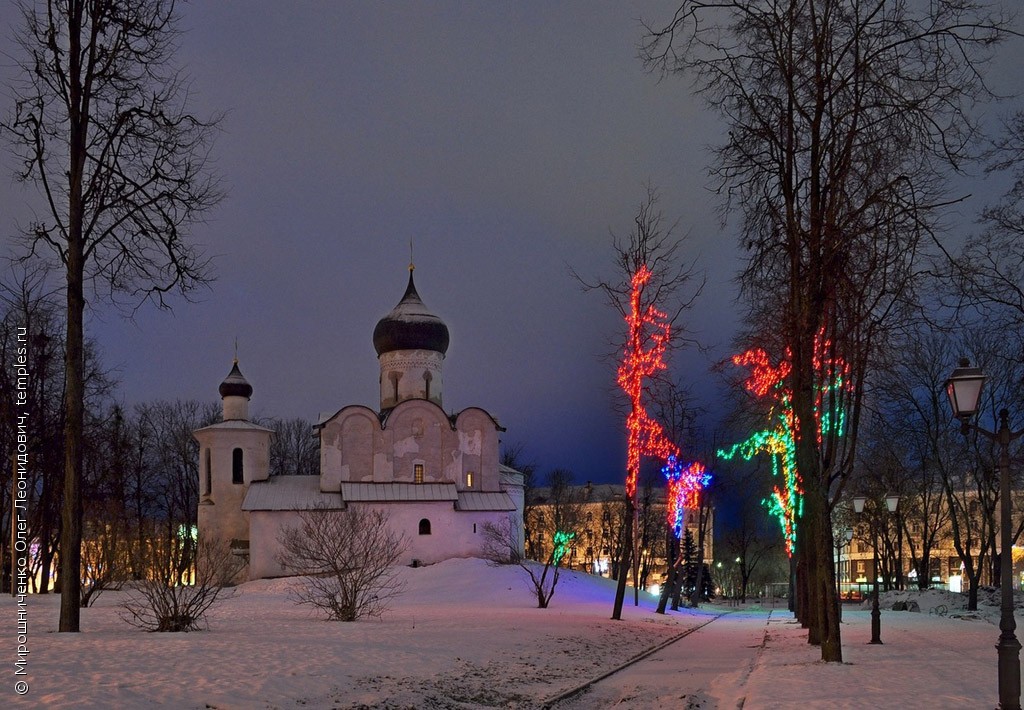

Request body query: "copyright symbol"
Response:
[14, 680, 28, 695]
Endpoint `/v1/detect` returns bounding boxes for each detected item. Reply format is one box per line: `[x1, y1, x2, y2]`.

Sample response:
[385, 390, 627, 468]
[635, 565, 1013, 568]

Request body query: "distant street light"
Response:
[853, 494, 899, 644]
[945, 359, 1022, 710]
[835, 527, 854, 618]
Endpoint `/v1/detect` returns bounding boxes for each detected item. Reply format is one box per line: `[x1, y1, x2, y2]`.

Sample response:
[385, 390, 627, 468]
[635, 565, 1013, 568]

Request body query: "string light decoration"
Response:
[662, 456, 711, 538]
[552, 530, 575, 567]
[718, 330, 850, 556]
[617, 265, 710, 529]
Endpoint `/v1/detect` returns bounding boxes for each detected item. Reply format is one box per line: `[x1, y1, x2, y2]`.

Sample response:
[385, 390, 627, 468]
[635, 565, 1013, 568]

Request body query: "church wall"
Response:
[355, 502, 509, 566]
[319, 406, 379, 491]
[385, 401, 449, 483]
[248, 510, 303, 579]
[195, 427, 271, 549]
[452, 408, 501, 491]
[247, 505, 513, 579]
[378, 349, 444, 408]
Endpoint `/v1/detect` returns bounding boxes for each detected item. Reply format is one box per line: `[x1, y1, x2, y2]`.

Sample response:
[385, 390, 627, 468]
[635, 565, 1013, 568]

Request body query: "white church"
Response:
[194, 266, 525, 579]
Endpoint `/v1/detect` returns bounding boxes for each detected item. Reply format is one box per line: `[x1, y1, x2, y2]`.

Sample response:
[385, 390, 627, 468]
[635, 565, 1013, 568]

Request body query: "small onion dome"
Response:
[219, 360, 253, 399]
[372, 269, 450, 356]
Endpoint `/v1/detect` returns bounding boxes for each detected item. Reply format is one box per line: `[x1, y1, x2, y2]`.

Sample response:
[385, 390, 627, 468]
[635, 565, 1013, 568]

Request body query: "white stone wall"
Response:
[451, 408, 501, 491]
[378, 349, 444, 409]
[248, 509, 303, 579]
[319, 400, 503, 491]
[194, 425, 272, 551]
[249, 503, 510, 579]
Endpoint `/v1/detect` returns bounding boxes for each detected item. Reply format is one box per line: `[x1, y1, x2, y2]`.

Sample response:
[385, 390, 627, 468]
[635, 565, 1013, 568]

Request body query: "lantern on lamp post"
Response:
[945, 358, 1022, 710]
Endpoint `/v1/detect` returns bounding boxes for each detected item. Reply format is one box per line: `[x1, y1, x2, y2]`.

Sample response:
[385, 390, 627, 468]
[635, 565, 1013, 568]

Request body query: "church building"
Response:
[195, 266, 524, 580]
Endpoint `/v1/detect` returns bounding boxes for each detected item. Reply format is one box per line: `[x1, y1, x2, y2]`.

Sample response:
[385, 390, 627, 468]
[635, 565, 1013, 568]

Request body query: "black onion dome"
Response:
[219, 360, 253, 399]
[372, 270, 450, 356]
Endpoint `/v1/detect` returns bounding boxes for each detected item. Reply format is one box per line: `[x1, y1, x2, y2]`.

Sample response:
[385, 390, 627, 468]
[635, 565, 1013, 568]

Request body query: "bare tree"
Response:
[573, 187, 703, 620]
[502, 442, 540, 559]
[1, 0, 222, 630]
[960, 111, 1024, 332]
[0, 266, 113, 594]
[642, 0, 1015, 662]
[264, 417, 319, 477]
[866, 332, 957, 591]
[485, 469, 584, 608]
[119, 537, 241, 632]
[277, 506, 408, 621]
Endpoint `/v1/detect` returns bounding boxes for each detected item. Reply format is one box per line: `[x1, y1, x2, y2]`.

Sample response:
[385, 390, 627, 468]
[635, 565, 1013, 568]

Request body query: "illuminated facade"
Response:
[837, 493, 1020, 596]
[525, 483, 713, 586]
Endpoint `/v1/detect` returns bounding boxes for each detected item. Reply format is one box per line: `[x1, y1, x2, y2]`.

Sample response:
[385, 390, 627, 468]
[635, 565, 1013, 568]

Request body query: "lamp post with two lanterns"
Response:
[945, 358, 1022, 710]
[853, 494, 899, 644]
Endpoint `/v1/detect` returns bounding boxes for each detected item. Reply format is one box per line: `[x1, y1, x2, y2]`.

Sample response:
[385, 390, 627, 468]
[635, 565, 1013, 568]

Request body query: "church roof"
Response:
[341, 482, 458, 502]
[372, 268, 450, 356]
[219, 360, 253, 399]
[241, 476, 343, 511]
[194, 419, 275, 435]
[457, 491, 517, 511]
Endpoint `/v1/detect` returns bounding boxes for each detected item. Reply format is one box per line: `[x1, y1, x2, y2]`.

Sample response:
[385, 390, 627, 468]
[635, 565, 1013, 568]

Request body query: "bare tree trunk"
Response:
[59, 22, 88, 625]
[611, 496, 634, 620]
[59, 254, 84, 628]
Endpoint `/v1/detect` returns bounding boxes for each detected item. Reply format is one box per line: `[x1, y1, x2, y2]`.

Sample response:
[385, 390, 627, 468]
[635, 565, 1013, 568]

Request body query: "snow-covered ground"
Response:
[0, 558, 1016, 708]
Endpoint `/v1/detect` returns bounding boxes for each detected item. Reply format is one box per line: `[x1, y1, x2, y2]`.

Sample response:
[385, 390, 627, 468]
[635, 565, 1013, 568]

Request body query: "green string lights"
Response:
[552, 530, 575, 567]
[719, 330, 850, 556]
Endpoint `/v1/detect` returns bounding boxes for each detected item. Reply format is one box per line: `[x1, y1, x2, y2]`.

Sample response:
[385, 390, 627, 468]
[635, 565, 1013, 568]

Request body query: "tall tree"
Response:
[961, 110, 1024, 332]
[1, 1, 221, 630]
[574, 187, 704, 620]
[643, 0, 1014, 662]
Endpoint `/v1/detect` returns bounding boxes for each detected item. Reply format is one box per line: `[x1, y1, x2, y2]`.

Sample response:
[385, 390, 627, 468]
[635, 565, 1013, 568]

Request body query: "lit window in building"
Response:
[466, 471, 474, 488]
[414, 464, 424, 484]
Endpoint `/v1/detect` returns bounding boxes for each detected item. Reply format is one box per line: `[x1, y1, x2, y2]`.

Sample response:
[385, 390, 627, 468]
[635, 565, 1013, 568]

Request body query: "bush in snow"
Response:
[276, 505, 408, 621]
[119, 538, 243, 632]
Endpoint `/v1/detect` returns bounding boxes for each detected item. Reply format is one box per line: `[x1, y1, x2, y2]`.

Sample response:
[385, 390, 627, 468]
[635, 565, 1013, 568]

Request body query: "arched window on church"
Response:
[423, 370, 432, 400]
[419, 518, 431, 535]
[389, 371, 400, 404]
[232, 448, 244, 484]
[204, 449, 212, 496]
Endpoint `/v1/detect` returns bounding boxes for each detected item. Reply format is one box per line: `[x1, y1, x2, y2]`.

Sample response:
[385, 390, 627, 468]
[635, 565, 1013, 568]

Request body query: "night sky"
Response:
[0, 2, 1018, 485]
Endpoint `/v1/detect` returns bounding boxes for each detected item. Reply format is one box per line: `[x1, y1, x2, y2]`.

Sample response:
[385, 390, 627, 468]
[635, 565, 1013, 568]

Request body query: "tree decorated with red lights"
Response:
[720, 330, 851, 558]
[614, 264, 710, 618]
[641, 0, 1013, 663]
[572, 188, 706, 621]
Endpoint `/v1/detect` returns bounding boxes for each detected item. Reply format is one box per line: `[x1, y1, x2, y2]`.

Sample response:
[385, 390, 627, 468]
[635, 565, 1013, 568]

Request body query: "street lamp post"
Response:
[946, 359, 1023, 710]
[853, 494, 898, 644]
[835, 528, 853, 620]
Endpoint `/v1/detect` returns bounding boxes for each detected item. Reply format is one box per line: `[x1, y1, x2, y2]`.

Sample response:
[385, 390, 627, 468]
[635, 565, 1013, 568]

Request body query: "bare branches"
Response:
[2, 0, 222, 632]
[119, 537, 242, 632]
[2, 0, 222, 309]
[277, 506, 409, 621]
[573, 186, 704, 342]
[639, 0, 1015, 662]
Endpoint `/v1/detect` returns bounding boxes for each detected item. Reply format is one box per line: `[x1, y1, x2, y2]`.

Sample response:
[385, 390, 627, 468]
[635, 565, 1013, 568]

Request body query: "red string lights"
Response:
[719, 328, 851, 556]
[617, 265, 709, 529]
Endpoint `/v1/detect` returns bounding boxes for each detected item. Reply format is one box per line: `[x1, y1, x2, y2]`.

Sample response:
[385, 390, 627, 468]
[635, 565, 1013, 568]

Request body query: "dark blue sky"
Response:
[0, 2, 1018, 484]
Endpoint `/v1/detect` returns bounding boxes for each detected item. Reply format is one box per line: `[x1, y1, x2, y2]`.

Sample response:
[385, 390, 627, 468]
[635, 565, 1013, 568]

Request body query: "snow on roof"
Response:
[241, 476, 343, 511]
[195, 419, 275, 434]
[340, 482, 458, 502]
[456, 491, 517, 511]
